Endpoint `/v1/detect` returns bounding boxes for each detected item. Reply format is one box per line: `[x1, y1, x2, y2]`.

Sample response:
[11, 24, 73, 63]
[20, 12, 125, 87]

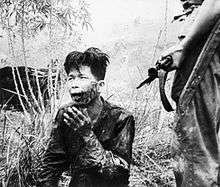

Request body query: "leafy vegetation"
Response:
[0, 0, 91, 36]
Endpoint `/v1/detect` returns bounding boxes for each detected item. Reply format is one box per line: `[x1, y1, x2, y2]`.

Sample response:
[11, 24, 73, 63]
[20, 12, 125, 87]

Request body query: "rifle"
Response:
[136, 55, 174, 112]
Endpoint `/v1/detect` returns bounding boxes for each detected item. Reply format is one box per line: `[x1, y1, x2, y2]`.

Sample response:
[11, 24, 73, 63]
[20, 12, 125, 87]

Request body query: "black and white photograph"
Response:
[0, 0, 220, 186]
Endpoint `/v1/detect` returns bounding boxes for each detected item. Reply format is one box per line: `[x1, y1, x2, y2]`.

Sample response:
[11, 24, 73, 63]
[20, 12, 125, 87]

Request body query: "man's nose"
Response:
[71, 85, 79, 89]
[70, 80, 80, 88]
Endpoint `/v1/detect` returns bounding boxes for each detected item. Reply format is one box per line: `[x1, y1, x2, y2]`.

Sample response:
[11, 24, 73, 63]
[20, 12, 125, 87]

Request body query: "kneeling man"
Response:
[37, 47, 135, 187]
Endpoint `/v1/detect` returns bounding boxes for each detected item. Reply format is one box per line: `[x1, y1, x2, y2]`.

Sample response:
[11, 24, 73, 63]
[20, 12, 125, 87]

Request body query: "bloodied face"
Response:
[67, 65, 103, 106]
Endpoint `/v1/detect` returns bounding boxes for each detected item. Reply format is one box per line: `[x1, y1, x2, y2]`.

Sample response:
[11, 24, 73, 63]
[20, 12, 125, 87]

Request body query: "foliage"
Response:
[0, 0, 91, 37]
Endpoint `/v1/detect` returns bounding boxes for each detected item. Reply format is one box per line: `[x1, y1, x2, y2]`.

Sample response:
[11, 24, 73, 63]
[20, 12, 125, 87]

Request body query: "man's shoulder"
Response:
[102, 99, 134, 121]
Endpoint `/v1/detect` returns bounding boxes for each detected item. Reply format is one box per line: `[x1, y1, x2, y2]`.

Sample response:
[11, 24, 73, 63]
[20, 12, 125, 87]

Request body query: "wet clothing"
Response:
[172, 1, 220, 186]
[37, 98, 135, 187]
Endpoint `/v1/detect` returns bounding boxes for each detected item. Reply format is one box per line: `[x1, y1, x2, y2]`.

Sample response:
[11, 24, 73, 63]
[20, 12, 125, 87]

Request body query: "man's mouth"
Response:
[70, 92, 85, 101]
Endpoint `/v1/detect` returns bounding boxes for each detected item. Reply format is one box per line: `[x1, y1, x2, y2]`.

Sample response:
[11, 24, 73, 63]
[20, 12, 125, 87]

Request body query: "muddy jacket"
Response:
[37, 98, 135, 187]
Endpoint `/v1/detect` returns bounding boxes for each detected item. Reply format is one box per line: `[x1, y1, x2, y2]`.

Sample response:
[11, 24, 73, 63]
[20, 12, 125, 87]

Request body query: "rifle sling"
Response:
[158, 69, 174, 112]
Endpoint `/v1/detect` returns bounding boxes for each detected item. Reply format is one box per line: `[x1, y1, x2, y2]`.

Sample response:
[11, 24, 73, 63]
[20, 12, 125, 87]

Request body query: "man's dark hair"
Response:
[64, 47, 109, 80]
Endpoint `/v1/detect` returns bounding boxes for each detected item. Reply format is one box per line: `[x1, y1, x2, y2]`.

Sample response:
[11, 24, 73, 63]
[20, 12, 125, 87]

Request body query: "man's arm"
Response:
[37, 111, 70, 187]
[180, 0, 220, 52]
[62, 105, 135, 184]
[77, 115, 135, 184]
[160, 0, 220, 71]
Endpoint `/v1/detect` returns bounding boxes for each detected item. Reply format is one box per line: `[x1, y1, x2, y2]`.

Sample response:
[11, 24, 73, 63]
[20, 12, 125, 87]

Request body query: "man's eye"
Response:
[80, 76, 88, 79]
[67, 77, 74, 81]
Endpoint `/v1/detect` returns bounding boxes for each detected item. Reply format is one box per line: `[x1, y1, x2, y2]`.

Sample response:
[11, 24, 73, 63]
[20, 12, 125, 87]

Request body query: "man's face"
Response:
[67, 65, 101, 106]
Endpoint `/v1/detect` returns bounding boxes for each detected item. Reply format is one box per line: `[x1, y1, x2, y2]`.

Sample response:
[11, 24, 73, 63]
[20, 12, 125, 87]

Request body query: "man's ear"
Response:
[98, 80, 105, 87]
[97, 80, 105, 92]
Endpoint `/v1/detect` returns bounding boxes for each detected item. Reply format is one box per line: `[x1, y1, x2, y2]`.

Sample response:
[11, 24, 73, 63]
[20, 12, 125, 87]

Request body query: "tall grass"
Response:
[0, 59, 65, 186]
